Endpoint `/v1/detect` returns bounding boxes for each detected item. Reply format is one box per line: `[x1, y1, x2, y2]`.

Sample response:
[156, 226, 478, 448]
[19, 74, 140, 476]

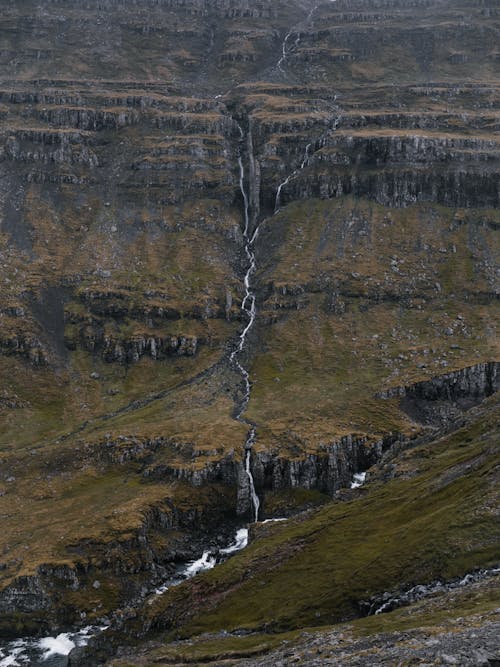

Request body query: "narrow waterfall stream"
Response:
[231, 105, 342, 519]
[230, 123, 262, 522]
[154, 526, 250, 596]
[275, 141, 312, 212]
[244, 429, 260, 523]
[275, 113, 341, 213]
[276, 4, 319, 74]
[276, 28, 294, 73]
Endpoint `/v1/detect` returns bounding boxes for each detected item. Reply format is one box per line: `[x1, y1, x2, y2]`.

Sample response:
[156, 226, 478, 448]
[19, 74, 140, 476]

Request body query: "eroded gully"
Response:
[1, 12, 342, 663]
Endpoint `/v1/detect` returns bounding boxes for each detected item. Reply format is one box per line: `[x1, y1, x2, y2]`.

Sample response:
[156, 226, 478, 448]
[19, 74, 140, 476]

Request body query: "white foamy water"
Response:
[276, 4, 319, 73]
[155, 526, 250, 596]
[220, 528, 249, 554]
[0, 642, 25, 667]
[0, 626, 106, 667]
[184, 550, 217, 577]
[351, 472, 367, 489]
[38, 633, 76, 659]
[245, 445, 260, 523]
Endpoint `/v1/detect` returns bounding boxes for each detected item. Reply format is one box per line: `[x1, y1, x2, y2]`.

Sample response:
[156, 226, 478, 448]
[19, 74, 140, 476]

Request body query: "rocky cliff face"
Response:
[0, 0, 498, 652]
[379, 361, 500, 425]
[0, 485, 237, 637]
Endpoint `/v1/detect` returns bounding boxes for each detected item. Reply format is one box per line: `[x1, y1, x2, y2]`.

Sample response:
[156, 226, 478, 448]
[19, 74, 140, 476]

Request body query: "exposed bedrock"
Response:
[67, 329, 199, 363]
[0, 331, 47, 365]
[235, 364, 500, 515]
[379, 361, 499, 402]
[272, 133, 500, 210]
[138, 431, 400, 514]
[379, 361, 500, 426]
[0, 487, 237, 639]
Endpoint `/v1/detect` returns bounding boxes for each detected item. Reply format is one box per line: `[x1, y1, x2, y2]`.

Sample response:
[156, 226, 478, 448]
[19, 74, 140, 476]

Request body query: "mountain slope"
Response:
[0, 0, 498, 658]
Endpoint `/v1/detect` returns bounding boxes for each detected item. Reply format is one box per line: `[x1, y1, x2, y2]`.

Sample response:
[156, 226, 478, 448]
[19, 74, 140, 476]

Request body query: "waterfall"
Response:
[274, 140, 312, 213]
[230, 109, 342, 519]
[274, 113, 342, 214]
[229, 152, 255, 416]
[276, 4, 319, 74]
[277, 28, 294, 73]
[230, 121, 262, 521]
[245, 444, 260, 523]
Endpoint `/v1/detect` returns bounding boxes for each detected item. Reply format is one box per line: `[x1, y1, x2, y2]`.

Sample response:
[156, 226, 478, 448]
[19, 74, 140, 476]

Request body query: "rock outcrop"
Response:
[379, 361, 500, 425]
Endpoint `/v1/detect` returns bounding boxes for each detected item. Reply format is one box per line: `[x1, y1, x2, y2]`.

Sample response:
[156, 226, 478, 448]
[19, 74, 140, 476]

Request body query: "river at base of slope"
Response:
[0, 526, 252, 667]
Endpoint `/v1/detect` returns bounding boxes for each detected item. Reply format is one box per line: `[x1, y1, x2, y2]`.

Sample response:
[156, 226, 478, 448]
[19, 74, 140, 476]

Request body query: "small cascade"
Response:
[274, 140, 312, 213]
[244, 429, 260, 522]
[274, 114, 341, 214]
[154, 526, 250, 596]
[350, 471, 366, 489]
[301, 142, 312, 169]
[276, 4, 319, 74]
[184, 550, 217, 577]
[275, 172, 296, 213]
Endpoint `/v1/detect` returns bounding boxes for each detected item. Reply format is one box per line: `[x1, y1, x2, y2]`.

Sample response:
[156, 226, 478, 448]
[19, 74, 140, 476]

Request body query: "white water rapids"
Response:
[233, 107, 341, 519]
[154, 526, 250, 595]
[0, 528, 252, 666]
[0, 626, 108, 667]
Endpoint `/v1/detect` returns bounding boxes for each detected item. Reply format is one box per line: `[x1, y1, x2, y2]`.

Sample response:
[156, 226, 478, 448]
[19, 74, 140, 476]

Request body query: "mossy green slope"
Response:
[247, 197, 499, 452]
[134, 393, 499, 639]
[0, 0, 498, 640]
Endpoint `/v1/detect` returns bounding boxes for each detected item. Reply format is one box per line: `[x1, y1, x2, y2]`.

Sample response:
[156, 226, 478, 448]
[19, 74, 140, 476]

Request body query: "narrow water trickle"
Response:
[276, 28, 293, 73]
[274, 141, 309, 213]
[367, 566, 500, 617]
[276, 4, 319, 74]
[274, 114, 341, 214]
[154, 526, 250, 597]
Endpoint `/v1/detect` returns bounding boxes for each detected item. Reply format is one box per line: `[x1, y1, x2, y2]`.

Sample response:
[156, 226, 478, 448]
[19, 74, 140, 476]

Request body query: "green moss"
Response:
[138, 396, 499, 639]
[262, 488, 330, 517]
[246, 196, 499, 450]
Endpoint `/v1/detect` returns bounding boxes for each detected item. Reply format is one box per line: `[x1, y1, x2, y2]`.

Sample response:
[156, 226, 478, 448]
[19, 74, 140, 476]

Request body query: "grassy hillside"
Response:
[100, 393, 499, 663]
[0, 0, 498, 648]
